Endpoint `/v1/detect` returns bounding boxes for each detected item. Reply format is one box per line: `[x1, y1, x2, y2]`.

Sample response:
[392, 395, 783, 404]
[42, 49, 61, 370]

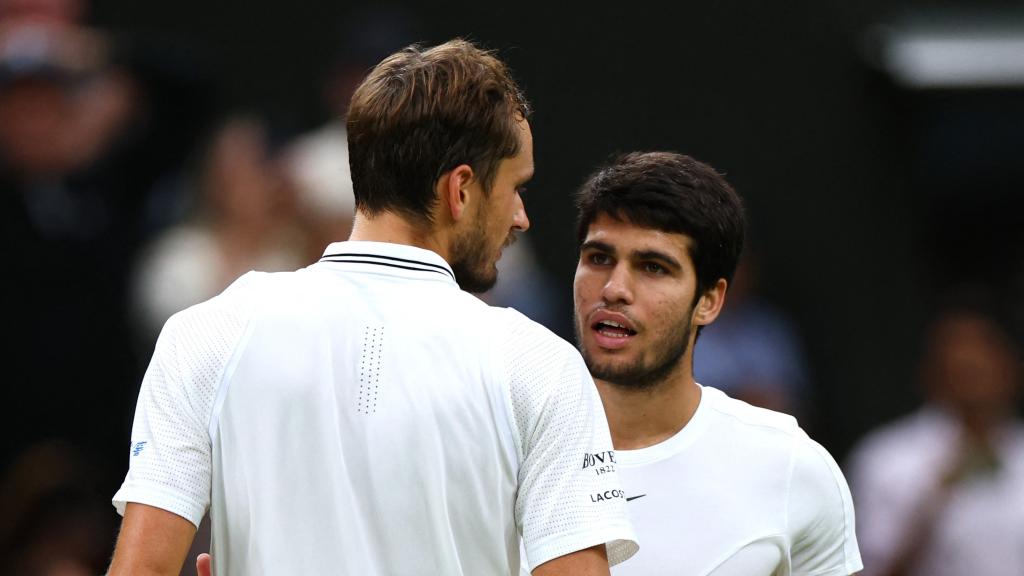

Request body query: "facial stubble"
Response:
[576, 307, 694, 391]
[450, 199, 516, 294]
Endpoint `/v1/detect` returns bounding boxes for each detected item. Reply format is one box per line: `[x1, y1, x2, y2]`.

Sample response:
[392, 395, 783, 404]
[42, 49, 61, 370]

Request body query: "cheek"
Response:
[646, 291, 692, 329]
[573, 269, 596, 304]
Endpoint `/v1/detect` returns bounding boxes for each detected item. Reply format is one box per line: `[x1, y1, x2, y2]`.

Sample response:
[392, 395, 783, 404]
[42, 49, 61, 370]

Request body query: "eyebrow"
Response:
[580, 241, 682, 271]
[633, 250, 682, 271]
[580, 240, 614, 254]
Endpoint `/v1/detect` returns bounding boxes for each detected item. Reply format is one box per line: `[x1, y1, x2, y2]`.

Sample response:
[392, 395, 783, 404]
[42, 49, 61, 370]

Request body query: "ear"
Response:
[436, 164, 476, 222]
[693, 278, 728, 327]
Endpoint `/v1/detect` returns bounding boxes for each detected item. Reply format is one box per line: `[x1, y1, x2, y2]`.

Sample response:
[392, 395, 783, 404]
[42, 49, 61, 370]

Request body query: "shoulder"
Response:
[703, 386, 845, 488]
[497, 307, 581, 367]
[703, 386, 801, 436]
[159, 271, 271, 353]
[498, 308, 593, 433]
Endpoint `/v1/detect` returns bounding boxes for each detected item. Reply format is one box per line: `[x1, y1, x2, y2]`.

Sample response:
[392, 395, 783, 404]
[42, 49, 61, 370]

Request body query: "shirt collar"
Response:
[317, 240, 458, 286]
[616, 384, 715, 466]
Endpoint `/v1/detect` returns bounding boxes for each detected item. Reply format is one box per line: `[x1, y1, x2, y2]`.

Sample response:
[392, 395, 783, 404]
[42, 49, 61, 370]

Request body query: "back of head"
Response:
[346, 39, 530, 226]
[575, 151, 746, 298]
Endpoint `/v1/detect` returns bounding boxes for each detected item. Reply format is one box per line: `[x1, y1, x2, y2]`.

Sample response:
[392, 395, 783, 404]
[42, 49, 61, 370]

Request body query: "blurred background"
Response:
[1, 0, 1022, 574]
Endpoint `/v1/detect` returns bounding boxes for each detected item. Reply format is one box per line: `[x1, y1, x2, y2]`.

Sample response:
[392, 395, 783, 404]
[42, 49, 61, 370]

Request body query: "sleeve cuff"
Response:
[525, 522, 639, 572]
[112, 482, 206, 528]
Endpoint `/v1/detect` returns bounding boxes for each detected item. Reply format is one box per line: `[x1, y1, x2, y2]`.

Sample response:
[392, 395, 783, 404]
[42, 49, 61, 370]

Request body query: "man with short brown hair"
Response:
[108, 39, 636, 576]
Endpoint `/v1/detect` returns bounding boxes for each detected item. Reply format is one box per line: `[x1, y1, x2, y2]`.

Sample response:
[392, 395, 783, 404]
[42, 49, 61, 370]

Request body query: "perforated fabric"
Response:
[112, 274, 255, 527]
[112, 241, 637, 574]
[503, 310, 639, 570]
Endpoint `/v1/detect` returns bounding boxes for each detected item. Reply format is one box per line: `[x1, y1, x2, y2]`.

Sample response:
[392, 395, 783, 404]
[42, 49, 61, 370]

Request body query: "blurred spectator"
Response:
[846, 294, 1024, 576]
[0, 441, 115, 576]
[693, 246, 810, 417]
[282, 108, 356, 264]
[133, 115, 307, 342]
[0, 0, 213, 488]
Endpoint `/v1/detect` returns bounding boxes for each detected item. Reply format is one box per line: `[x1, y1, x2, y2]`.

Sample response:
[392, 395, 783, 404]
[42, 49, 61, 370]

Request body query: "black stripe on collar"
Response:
[320, 253, 455, 281]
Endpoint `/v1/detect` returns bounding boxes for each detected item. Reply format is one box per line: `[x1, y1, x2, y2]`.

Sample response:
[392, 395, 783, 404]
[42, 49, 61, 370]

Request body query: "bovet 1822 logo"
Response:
[590, 489, 625, 503]
[582, 450, 616, 475]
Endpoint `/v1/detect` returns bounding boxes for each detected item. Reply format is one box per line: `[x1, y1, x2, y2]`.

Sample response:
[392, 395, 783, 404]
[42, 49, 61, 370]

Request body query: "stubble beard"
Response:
[450, 207, 514, 294]
[575, 310, 693, 391]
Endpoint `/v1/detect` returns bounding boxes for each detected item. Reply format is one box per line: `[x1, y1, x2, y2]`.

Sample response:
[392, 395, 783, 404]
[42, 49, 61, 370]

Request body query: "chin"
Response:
[460, 270, 498, 294]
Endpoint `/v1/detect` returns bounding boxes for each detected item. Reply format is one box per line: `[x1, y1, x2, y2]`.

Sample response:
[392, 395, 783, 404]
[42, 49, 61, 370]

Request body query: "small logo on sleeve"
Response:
[132, 441, 147, 456]
[582, 451, 617, 475]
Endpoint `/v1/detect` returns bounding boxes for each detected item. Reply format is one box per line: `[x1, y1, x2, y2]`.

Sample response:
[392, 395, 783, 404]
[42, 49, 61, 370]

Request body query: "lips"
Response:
[589, 310, 638, 350]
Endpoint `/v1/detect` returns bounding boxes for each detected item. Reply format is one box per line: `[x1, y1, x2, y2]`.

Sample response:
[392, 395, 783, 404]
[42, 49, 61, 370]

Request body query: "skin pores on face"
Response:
[573, 214, 702, 390]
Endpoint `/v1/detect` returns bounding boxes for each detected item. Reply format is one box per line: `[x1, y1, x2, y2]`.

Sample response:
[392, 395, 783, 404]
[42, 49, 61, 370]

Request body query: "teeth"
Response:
[602, 321, 625, 329]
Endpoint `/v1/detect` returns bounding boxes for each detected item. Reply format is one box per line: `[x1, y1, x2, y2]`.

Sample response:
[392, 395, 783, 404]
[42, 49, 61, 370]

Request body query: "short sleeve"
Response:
[788, 434, 864, 575]
[112, 274, 254, 527]
[502, 311, 638, 572]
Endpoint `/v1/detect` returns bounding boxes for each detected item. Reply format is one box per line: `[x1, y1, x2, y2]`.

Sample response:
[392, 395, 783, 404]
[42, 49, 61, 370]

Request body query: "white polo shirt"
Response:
[113, 241, 638, 575]
[611, 386, 862, 576]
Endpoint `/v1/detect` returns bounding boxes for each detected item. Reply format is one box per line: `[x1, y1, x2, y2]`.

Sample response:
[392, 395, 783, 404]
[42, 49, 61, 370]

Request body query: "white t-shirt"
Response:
[611, 386, 862, 576]
[847, 408, 1024, 576]
[113, 241, 638, 575]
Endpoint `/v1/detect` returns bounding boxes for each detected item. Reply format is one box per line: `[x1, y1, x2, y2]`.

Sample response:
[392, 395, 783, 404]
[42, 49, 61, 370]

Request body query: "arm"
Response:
[108, 503, 197, 576]
[110, 293, 246, 574]
[789, 436, 863, 575]
[504, 314, 637, 572]
[533, 545, 609, 576]
[192, 545, 611, 576]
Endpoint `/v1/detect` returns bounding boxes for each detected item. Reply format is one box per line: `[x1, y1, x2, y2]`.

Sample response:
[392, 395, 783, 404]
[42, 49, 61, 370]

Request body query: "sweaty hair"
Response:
[575, 151, 746, 300]
[346, 39, 531, 224]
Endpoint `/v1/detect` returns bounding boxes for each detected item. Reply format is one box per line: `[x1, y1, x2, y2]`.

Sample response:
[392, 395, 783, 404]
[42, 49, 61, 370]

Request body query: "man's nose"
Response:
[601, 264, 633, 305]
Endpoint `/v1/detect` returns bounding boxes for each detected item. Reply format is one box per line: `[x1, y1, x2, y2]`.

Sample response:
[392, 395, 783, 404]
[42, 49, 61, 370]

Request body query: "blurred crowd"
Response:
[0, 2, 1021, 575]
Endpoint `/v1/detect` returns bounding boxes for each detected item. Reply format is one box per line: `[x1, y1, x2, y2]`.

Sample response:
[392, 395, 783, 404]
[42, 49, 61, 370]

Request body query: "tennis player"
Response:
[107, 40, 637, 575]
[571, 152, 862, 575]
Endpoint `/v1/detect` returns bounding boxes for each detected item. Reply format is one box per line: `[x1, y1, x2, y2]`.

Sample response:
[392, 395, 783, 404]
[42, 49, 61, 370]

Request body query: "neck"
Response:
[596, 360, 701, 451]
[348, 210, 452, 261]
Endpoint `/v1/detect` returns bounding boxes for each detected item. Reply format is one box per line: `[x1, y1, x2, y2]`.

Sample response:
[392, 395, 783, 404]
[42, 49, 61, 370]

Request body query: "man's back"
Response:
[115, 241, 637, 575]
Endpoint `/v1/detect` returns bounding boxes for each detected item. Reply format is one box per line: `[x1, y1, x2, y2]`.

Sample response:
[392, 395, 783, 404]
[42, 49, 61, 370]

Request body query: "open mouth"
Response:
[592, 320, 637, 339]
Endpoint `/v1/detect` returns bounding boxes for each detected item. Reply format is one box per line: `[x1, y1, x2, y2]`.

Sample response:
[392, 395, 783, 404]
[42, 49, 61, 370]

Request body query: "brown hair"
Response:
[346, 39, 531, 224]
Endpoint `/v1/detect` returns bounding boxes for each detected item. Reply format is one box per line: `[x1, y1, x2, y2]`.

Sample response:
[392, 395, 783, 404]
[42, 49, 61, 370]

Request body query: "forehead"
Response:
[583, 213, 694, 264]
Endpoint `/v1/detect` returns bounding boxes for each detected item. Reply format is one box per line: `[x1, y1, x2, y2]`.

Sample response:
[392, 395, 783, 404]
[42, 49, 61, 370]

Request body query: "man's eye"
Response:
[590, 253, 611, 265]
[643, 262, 667, 274]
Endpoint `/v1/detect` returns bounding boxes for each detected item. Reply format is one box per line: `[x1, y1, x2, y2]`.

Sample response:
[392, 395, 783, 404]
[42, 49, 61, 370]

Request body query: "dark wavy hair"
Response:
[576, 151, 746, 301]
